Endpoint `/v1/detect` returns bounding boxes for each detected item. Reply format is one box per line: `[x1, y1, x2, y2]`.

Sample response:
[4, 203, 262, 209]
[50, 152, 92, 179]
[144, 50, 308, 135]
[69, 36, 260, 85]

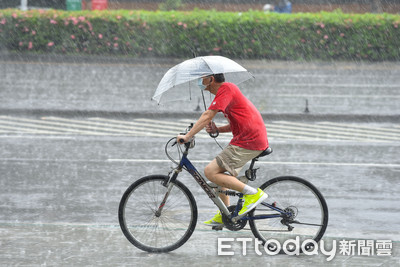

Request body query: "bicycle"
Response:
[118, 124, 328, 253]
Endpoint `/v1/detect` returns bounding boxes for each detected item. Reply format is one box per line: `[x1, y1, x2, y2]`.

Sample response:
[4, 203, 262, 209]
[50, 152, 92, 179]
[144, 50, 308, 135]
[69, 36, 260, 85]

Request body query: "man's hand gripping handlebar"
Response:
[176, 123, 195, 147]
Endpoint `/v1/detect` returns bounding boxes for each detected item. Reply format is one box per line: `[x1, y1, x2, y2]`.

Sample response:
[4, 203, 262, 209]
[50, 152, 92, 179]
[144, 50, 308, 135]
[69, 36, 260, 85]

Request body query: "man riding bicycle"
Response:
[177, 73, 269, 227]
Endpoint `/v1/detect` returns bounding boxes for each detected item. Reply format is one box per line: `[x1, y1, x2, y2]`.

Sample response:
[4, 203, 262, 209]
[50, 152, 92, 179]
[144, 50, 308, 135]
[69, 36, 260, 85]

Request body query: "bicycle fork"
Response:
[155, 182, 174, 217]
[156, 166, 182, 216]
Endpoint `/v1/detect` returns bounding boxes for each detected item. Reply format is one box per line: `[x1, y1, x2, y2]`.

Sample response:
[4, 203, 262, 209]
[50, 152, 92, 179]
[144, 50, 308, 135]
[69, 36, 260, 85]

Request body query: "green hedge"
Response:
[0, 9, 399, 60]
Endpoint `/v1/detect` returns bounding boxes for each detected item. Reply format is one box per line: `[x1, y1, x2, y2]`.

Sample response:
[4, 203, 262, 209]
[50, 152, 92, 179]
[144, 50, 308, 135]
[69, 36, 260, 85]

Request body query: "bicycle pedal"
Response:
[212, 225, 224, 231]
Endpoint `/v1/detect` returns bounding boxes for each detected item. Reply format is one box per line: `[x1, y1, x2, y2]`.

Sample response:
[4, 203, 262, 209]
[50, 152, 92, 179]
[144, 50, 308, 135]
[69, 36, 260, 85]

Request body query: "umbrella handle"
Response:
[209, 130, 219, 139]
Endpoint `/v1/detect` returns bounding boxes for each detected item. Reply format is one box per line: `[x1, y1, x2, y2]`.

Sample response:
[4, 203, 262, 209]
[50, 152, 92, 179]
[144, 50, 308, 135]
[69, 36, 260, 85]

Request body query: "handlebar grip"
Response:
[179, 138, 185, 143]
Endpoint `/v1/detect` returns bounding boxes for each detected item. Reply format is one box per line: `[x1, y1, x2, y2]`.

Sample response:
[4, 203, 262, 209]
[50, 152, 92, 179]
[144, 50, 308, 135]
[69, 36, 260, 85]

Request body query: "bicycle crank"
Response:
[221, 205, 247, 231]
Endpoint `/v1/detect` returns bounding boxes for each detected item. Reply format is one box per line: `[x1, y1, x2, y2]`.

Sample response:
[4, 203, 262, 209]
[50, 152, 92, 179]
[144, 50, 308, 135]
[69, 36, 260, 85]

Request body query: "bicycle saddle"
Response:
[256, 147, 273, 158]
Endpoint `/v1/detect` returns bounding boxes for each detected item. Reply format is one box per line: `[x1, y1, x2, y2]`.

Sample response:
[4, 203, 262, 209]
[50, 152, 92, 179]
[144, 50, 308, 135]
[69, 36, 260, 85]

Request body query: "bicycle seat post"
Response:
[249, 158, 258, 171]
[244, 147, 273, 181]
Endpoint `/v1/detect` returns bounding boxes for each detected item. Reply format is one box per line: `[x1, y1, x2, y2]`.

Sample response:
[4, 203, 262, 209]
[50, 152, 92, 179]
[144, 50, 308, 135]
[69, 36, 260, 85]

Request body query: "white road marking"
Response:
[133, 118, 192, 127]
[319, 121, 400, 134]
[0, 119, 67, 135]
[2, 157, 398, 168]
[44, 117, 222, 139]
[105, 158, 400, 168]
[272, 121, 400, 141]
[88, 117, 188, 131]
[0, 116, 116, 136]
[267, 126, 372, 142]
[277, 94, 400, 98]
[0, 116, 398, 143]
[279, 83, 400, 88]
[42, 117, 206, 137]
[39, 116, 179, 137]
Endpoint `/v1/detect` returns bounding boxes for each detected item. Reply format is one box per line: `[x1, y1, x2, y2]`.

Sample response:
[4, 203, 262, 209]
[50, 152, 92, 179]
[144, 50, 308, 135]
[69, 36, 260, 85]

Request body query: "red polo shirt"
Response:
[208, 82, 268, 151]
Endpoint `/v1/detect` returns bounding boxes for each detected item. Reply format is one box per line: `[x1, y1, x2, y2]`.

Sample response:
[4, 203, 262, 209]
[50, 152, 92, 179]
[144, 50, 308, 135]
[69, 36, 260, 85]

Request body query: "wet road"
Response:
[0, 115, 399, 266]
[0, 54, 399, 265]
[1, 54, 400, 117]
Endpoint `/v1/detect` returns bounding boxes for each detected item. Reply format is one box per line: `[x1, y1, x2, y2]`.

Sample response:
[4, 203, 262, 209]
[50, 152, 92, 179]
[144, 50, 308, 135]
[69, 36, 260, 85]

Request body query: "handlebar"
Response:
[166, 123, 220, 165]
[177, 122, 219, 148]
[177, 123, 195, 148]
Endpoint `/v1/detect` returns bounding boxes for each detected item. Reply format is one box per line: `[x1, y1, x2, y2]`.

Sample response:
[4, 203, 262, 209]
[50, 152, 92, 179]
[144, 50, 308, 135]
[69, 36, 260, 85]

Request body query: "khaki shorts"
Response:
[216, 145, 263, 177]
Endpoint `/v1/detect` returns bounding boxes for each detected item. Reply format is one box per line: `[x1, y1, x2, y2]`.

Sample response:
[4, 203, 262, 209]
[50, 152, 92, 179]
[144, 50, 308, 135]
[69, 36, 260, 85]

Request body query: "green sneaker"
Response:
[239, 188, 268, 216]
[203, 211, 224, 227]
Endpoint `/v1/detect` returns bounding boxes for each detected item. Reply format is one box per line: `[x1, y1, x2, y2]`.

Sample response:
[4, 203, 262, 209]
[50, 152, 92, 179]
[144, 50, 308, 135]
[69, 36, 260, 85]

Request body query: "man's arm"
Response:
[177, 109, 219, 143]
[206, 121, 231, 134]
[217, 124, 231, 133]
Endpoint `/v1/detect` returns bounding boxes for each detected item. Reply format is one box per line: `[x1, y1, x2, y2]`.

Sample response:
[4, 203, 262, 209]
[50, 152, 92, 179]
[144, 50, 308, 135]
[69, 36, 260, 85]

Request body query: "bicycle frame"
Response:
[163, 143, 231, 216]
[161, 142, 290, 222]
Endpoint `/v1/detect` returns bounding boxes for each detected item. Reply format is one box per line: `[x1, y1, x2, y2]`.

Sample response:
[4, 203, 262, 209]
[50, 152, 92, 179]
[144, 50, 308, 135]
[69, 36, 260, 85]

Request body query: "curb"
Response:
[1, 108, 399, 123]
[2, 52, 400, 70]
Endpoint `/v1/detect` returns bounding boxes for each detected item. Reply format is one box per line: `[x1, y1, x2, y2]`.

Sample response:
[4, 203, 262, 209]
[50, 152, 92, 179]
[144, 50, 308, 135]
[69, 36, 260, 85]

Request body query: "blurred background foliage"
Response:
[0, 8, 399, 60]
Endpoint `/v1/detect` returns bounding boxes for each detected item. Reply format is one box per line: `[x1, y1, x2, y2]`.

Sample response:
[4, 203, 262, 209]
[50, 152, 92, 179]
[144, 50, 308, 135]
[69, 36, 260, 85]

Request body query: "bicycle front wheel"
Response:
[250, 176, 328, 250]
[118, 175, 198, 252]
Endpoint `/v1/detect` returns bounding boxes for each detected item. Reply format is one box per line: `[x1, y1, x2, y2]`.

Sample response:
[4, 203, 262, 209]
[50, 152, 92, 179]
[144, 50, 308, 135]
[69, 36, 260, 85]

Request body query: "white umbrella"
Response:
[152, 56, 253, 104]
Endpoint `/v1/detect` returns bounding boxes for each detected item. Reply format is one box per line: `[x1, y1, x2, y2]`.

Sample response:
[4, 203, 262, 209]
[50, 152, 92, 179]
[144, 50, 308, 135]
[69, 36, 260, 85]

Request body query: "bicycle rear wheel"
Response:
[249, 176, 328, 252]
[118, 175, 197, 252]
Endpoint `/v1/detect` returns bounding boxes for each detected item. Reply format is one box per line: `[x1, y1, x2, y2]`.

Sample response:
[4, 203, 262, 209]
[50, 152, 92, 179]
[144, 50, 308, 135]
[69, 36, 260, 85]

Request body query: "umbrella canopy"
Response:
[152, 56, 253, 104]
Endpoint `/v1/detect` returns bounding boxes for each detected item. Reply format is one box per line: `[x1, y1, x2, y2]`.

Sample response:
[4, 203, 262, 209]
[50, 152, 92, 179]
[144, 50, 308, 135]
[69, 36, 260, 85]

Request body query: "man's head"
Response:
[198, 73, 225, 94]
[213, 73, 225, 83]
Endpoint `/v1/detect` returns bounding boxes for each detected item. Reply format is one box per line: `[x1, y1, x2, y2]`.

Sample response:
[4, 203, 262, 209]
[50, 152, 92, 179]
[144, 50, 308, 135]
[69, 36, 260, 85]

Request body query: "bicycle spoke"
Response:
[250, 176, 328, 249]
[119, 176, 197, 252]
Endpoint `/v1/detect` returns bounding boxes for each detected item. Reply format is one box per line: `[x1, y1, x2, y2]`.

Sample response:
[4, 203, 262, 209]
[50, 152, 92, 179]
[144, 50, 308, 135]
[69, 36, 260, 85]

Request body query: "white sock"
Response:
[242, 185, 258, 195]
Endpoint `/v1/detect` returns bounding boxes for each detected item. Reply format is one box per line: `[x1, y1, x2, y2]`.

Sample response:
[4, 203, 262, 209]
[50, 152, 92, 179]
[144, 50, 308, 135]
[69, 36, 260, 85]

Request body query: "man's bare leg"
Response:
[204, 159, 247, 207]
[203, 159, 266, 226]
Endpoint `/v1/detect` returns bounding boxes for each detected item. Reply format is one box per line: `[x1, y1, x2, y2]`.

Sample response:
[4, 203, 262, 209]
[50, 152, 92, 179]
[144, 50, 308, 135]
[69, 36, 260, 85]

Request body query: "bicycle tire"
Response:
[249, 176, 328, 253]
[118, 175, 198, 252]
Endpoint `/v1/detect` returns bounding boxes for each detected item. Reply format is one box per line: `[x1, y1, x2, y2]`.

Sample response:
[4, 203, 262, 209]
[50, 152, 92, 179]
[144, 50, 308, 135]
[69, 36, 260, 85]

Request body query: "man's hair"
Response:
[213, 73, 225, 83]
